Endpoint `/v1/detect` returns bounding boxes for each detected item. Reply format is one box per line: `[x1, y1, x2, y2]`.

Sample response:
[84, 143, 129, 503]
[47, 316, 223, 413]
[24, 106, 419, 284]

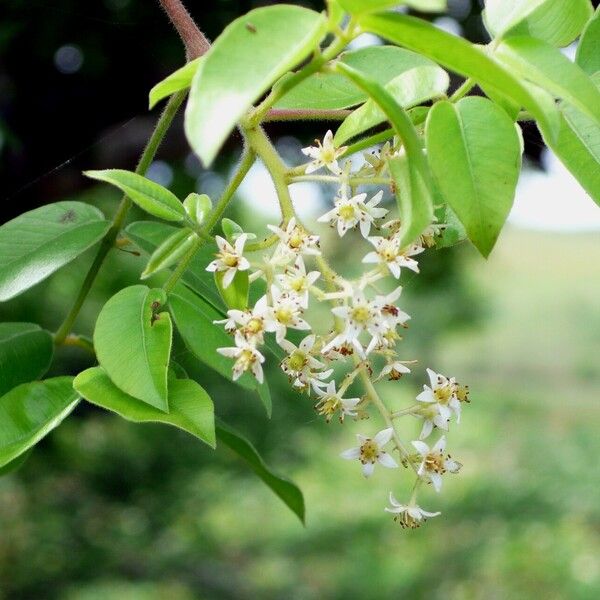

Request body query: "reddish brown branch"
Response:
[158, 0, 211, 60]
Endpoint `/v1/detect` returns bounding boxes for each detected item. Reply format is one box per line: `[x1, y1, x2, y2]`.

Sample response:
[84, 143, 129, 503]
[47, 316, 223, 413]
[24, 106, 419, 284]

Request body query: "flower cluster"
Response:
[209, 131, 470, 528]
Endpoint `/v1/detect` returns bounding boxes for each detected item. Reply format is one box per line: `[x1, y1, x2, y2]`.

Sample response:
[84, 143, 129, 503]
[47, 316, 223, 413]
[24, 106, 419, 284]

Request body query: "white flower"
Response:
[217, 332, 265, 383]
[318, 189, 388, 238]
[275, 256, 320, 308]
[313, 380, 361, 423]
[279, 335, 332, 392]
[301, 130, 347, 174]
[220, 295, 271, 344]
[267, 218, 321, 260]
[340, 427, 398, 477]
[266, 286, 310, 343]
[385, 492, 440, 529]
[206, 234, 250, 288]
[363, 237, 424, 278]
[380, 360, 412, 381]
[411, 436, 462, 492]
[420, 220, 446, 248]
[416, 368, 462, 439]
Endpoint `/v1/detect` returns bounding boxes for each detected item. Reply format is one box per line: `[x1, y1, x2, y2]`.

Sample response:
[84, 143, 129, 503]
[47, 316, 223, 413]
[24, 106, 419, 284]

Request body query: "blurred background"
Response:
[1, 1, 600, 598]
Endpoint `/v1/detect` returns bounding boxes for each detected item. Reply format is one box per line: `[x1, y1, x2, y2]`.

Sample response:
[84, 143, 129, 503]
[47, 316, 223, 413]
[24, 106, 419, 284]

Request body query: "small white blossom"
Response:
[385, 492, 440, 529]
[341, 427, 398, 477]
[380, 360, 412, 381]
[279, 335, 332, 392]
[411, 436, 462, 492]
[217, 332, 265, 383]
[416, 368, 462, 438]
[275, 256, 320, 308]
[420, 220, 446, 248]
[313, 380, 361, 423]
[220, 295, 270, 344]
[363, 237, 424, 278]
[267, 218, 321, 261]
[318, 190, 388, 238]
[266, 286, 310, 343]
[301, 130, 347, 174]
[206, 234, 250, 288]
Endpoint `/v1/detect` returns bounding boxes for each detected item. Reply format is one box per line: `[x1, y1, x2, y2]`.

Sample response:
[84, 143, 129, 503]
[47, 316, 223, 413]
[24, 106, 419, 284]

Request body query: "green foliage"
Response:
[0, 377, 79, 467]
[149, 57, 203, 109]
[359, 12, 560, 139]
[74, 367, 215, 448]
[85, 169, 187, 222]
[214, 270, 249, 311]
[426, 97, 522, 257]
[577, 7, 600, 76]
[216, 420, 305, 523]
[0, 322, 53, 395]
[183, 193, 212, 225]
[94, 286, 172, 412]
[337, 0, 446, 14]
[185, 5, 327, 166]
[141, 228, 198, 280]
[0, 202, 110, 301]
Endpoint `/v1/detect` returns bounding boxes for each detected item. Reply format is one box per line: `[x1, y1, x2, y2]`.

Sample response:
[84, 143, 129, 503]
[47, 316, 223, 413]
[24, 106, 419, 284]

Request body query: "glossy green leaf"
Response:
[0, 201, 110, 302]
[74, 367, 215, 448]
[215, 270, 249, 311]
[183, 193, 212, 225]
[484, 0, 593, 47]
[94, 285, 172, 411]
[359, 12, 560, 140]
[85, 169, 186, 222]
[0, 377, 79, 468]
[149, 57, 202, 109]
[495, 36, 600, 125]
[426, 98, 522, 257]
[337, 0, 445, 14]
[335, 64, 449, 145]
[276, 46, 442, 111]
[221, 218, 245, 242]
[126, 221, 224, 312]
[388, 155, 434, 249]
[216, 419, 304, 523]
[0, 323, 54, 396]
[404, 0, 446, 10]
[576, 7, 600, 76]
[185, 5, 327, 166]
[142, 228, 198, 280]
[0, 449, 32, 477]
[436, 204, 468, 249]
[168, 285, 272, 416]
[540, 75, 600, 207]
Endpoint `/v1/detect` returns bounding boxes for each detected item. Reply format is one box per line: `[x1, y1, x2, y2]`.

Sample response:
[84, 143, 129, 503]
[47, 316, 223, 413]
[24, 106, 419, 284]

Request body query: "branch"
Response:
[158, 0, 211, 60]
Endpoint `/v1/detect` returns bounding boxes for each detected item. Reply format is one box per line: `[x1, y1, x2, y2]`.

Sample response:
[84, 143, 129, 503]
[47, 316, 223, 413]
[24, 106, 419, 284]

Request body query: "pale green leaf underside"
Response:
[94, 285, 172, 411]
[185, 5, 327, 166]
[335, 64, 449, 145]
[0, 201, 110, 302]
[359, 12, 560, 141]
[425, 97, 522, 257]
[0, 323, 54, 396]
[142, 228, 198, 280]
[215, 270, 249, 311]
[85, 169, 186, 222]
[0, 377, 79, 468]
[74, 367, 215, 448]
[336, 0, 446, 14]
[576, 7, 600, 76]
[149, 57, 203, 109]
[216, 419, 304, 523]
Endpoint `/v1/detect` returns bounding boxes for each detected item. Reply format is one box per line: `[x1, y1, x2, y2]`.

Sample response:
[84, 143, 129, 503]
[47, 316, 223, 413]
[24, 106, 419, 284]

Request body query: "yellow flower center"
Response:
[275, 307, 293, 325]
[456, 384, 470, 403]
[380, 243, 398, 262]
[351, 305, 371, 324]
[238, 349, 255, 370]
[394, 512, 421, 529]
[424, 452, 445, 474]
[434, 386, 452, 405]
[290, 276, 305, 292]
[359, 440, 380, 463]
[288, 350, 307, 372]
[315, 395, 341, 423]
[321, 147, 337, 163]
[339, 204, 356, 221]
[289, 228, 304, 249]
[246, 318, 263, 334]
[220, 252, 239, 268]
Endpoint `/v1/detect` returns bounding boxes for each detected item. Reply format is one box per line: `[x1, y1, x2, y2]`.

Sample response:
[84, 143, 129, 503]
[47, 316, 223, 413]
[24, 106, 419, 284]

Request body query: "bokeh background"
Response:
[1, 1, 600, 598]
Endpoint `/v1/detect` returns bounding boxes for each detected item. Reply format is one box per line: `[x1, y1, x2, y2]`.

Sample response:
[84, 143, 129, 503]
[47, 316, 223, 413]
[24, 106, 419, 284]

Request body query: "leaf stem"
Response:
[158, 0, 210, 60]
[53, 91, 187, 346]
[263, 108, 352, 122]
[449, 78, 475, 102]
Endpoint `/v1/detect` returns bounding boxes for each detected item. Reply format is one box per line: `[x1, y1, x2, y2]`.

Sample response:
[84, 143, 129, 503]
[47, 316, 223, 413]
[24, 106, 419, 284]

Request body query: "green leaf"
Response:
[0, 201, 110, 302]
[494, 36, 600, 125]
[0, 377, 79, 468]
[436, 204, 468, 249]
[388, 155, 434, 248]
[85, 169, 186, 223]
[74, 367, 215, 448]
[0, 323, 54, 396]
[404, 0, 446, 10]
[335, 64, 449, 145]
[168, 285, 272, 416]
[0, 449, 32, 477]
[94, 285, 172, 411]
[126, 221, 224, 313]
[185, 5, 327, 166]
[183, 193, 212, 225]
[215, 270, 249, 311]
[359, 12, 560, 140]
[425, 97, 522, 257]
[216, 419, 304, 523]
[276, 46, 442, 111]
[149, 57, 203, 109]
[484, 0, 593, 47]
[576, 7, 600, 76]
[337, 0, 446, 14]
[221, 218, 245, 242]
[540, 74, 600, 208]
[142, 228, 198, 280]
